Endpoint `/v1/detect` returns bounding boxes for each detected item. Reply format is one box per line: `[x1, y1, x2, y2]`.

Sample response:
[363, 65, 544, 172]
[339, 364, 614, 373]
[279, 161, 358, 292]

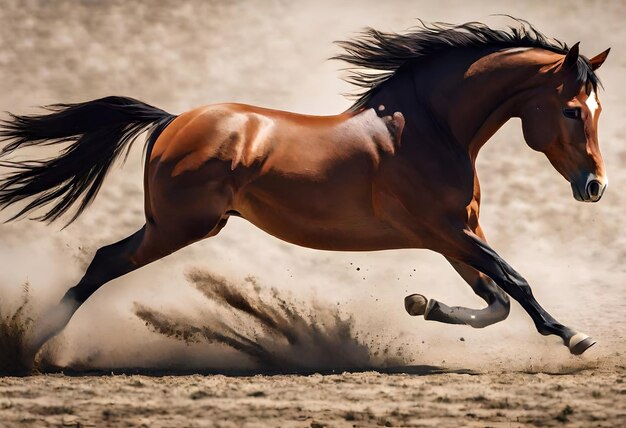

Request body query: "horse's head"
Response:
[520, 44, 610, 202]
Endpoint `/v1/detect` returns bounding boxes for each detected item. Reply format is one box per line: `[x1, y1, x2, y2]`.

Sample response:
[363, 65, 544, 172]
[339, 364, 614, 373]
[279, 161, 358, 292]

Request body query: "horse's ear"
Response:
[563, 42, 580, 69]
[589, 48, 611, 70]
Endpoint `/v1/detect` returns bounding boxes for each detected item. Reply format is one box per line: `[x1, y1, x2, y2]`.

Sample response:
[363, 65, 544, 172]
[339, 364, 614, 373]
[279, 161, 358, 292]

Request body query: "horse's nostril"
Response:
[586, 180, 601, 198]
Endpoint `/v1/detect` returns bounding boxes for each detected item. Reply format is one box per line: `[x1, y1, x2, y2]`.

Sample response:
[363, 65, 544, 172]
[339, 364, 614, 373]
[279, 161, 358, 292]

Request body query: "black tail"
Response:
[0, 96, 176, 224]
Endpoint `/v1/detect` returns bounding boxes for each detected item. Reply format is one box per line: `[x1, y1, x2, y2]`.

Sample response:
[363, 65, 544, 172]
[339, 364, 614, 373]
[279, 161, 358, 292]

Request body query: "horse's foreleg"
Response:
[405, 224, 510, 327]
[440, 228, 595, 355]
[406, 258, 510, 328]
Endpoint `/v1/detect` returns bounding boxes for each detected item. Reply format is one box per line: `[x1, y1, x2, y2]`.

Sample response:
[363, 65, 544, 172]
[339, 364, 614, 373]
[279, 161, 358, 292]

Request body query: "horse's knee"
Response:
[474, 277, 510, 323]
[492, 291, 511, 320]
[491, 296, 510, 322]
[472, 297, 510, 328]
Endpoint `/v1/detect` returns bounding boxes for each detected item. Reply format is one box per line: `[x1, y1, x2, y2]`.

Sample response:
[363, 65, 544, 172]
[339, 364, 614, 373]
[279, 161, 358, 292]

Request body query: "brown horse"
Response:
[0, 19, 610, 366]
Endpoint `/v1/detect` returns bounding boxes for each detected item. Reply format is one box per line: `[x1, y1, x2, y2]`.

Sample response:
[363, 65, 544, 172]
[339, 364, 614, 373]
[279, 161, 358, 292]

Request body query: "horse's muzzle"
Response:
[571, 173, 607, 203]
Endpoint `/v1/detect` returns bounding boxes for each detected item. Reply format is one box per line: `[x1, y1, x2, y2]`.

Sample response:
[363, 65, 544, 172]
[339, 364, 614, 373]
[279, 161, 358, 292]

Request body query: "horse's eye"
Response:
[563, 107, 581, 119]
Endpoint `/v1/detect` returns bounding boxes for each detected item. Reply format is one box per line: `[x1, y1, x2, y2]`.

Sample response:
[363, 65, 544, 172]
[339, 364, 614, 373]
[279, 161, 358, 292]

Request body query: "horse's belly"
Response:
[242, 209, 411, 251]
[234, 177, 412, 251]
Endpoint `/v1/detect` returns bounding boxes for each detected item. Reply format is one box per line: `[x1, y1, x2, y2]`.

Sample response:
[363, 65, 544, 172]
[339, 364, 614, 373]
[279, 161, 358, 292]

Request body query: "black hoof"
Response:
[404, 294, 428, 316]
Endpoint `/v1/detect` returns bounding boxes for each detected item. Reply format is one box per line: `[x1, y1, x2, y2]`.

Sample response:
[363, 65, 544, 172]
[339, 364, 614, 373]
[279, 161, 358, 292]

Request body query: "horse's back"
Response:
[151, 103, 394, 163]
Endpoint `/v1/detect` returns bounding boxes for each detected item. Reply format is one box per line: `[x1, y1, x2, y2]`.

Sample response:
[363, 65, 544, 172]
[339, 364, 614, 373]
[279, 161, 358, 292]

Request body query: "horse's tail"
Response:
[0, 96, 176, 224]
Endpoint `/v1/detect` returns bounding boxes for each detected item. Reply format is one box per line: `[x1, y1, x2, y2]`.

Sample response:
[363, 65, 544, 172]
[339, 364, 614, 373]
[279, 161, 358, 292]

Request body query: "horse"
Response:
[0, 19, 610, 367]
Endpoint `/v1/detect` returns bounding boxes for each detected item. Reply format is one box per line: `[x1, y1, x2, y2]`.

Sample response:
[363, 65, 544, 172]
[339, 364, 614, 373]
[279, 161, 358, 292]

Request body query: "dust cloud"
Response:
[0, 283, 33, 374]
[133, 270, 407, 373]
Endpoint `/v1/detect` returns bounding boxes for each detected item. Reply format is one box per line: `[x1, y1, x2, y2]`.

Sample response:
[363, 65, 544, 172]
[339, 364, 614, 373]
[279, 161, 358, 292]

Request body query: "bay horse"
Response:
[0, 19, 610, 366]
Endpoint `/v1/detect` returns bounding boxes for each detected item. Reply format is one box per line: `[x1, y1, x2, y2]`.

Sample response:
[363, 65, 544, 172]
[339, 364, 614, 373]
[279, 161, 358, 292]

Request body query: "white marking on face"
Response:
[586, 89, 599, 117]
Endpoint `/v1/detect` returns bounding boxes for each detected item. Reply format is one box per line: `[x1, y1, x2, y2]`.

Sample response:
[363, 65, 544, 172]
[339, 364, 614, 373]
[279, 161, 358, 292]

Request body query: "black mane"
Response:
[334, 18, 600, 110]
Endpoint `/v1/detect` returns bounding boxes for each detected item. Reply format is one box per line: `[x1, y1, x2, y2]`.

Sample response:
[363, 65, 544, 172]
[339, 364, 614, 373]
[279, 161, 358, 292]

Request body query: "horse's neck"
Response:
[437, 49, 554, 160]
[364, 49, 550, 161]
[452, 64, 529, 159]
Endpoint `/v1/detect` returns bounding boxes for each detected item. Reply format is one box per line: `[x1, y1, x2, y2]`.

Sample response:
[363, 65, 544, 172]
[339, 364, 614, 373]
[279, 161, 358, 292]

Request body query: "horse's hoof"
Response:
[568, 333, 596, 355]
[404, 294, 428, 316]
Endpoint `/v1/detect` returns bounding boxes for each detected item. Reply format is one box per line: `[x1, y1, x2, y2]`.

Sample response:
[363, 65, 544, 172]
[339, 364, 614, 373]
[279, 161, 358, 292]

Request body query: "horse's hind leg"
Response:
[24, 209, 229, 363]
[405, 259, 510, 328]
[24, 227, 149, 359]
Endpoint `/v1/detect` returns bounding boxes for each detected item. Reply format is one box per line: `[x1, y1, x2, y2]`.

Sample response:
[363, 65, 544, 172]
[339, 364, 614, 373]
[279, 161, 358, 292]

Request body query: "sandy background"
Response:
[0, 0, 624, 426]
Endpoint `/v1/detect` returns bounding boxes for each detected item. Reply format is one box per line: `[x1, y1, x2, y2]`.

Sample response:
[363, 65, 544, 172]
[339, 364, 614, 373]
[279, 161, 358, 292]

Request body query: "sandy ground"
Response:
[0, 0, 625, 426]
[0, 367, 624, 427]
